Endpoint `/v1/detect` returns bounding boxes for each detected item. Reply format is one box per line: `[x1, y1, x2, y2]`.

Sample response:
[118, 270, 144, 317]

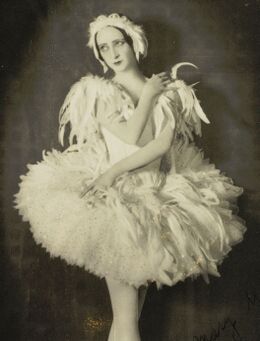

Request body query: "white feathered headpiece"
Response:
[87, 13, 148, 72]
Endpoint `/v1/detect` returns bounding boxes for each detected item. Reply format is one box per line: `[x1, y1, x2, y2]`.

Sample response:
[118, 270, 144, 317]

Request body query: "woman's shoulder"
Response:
[60, 73, 128, 115]
[59, 73, 131, 146]
[67, 73, 119, 94]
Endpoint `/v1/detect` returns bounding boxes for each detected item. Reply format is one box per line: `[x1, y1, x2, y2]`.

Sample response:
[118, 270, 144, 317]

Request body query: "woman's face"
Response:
[96, 26, 137, 73]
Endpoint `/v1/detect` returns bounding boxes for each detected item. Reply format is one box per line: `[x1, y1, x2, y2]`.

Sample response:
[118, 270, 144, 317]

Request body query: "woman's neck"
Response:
[112, 68, 147, 107]
[113, 68, 146, 87]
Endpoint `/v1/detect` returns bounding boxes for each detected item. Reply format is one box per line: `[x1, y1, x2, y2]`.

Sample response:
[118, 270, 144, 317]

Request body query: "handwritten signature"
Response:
[193, 317, 245, 341]
[192, 288, 260, 340]
[245, 289, 260, 311]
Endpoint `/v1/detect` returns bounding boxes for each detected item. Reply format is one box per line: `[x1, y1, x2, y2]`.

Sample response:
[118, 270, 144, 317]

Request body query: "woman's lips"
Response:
[114, 60, 122, 65]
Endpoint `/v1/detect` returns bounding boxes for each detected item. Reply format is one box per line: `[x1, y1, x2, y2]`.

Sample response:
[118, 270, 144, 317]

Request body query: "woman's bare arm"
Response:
[108, 120, 174, 178]
[96, 73, 171, 145]
[80, 117, 174, 197]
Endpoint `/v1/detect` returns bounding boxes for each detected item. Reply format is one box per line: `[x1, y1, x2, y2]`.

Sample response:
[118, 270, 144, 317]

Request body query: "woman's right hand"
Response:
[142, 72, 171, 100]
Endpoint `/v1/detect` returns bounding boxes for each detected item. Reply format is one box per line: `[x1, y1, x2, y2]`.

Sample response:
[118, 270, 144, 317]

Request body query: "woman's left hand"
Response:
[80, 170, 116, 198]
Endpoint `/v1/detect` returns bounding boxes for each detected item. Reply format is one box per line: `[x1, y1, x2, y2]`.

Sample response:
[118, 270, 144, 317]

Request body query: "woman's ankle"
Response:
[111, 320, 141, 341]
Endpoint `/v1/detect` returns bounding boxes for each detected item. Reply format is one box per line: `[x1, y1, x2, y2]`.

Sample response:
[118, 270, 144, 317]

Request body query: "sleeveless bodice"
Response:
[100, 113, 162, 171]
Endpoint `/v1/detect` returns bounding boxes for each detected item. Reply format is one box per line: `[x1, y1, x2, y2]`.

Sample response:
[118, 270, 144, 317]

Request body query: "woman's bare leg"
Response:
[106, 277, 141, 341]
[108, 284, 148, 340]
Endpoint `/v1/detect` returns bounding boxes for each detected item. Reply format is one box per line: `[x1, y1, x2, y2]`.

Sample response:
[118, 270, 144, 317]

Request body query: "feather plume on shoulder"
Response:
[58, 74, 126, 148]
[153, 62, 210, 142]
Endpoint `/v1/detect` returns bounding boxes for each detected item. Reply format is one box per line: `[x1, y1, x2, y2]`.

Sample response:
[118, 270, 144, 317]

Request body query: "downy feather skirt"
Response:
[14, 141, 246, 288]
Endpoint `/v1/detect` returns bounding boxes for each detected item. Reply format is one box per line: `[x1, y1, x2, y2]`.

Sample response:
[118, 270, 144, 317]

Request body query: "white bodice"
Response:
[100, 114, 162, 170]
[100, 125, 140, 165]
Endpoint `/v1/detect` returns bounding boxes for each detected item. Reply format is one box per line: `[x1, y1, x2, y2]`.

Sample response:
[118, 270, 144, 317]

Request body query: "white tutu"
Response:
[14, 67, 246, 288]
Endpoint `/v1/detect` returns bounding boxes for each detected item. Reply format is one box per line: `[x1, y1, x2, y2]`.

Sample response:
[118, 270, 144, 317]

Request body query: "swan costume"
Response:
[14, 61, 246, 288]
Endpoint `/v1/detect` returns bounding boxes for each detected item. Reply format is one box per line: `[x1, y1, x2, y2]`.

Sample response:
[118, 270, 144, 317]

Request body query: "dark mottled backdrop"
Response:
[1, 0, 260, 340]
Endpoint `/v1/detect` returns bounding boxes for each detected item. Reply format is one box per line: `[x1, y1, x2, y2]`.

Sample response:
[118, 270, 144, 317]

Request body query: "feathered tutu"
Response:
[14, 63, 246, 288]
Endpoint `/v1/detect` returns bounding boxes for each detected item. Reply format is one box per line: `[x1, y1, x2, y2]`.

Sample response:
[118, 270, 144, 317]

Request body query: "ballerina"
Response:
[14, 13, 246, 341]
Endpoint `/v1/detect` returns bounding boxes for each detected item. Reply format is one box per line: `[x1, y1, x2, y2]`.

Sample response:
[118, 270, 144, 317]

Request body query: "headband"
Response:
[87, 13, 148, 72]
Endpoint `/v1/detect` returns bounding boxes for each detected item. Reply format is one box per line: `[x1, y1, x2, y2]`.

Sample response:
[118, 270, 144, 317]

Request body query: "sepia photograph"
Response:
[1, 1, 259, 340]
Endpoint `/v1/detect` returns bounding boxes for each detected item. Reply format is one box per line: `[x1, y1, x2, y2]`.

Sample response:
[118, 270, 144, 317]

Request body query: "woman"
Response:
[14, 13, 246, 341]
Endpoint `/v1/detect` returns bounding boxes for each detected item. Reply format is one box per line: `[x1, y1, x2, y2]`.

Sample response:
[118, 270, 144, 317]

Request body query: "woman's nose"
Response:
[110, 46, 119, 59]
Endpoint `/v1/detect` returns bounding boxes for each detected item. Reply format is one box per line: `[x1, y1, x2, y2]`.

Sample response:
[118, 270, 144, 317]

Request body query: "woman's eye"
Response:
[100, 46, 108, 52]
[116, 40, 125, 46]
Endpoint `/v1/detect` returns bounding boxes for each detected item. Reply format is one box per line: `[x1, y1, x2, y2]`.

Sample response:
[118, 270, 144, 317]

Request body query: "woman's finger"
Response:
[158, 75, 169, 81]
[90, 185, 107, 200]
[95, 189, 107, 199]
[80, 189, 89, 198]
[162, 79, 172, 85]
[80, 183, 95, 198]
[94, 185, 107, 194]
[156, 72, 167, 77]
